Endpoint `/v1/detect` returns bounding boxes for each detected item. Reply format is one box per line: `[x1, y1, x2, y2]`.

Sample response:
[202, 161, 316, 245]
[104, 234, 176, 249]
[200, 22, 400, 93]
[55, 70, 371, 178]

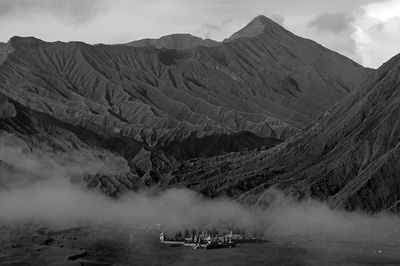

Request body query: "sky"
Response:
[0, 0, 399, 68]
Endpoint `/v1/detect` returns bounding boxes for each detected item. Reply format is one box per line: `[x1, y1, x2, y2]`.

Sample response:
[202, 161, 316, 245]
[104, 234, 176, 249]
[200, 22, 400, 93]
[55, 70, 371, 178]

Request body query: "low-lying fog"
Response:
[0, 134, 399, 244]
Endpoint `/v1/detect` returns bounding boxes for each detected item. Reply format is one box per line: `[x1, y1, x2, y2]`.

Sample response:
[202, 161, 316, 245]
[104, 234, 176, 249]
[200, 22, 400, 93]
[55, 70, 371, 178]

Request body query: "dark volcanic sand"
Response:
[1, 223, 400, 266]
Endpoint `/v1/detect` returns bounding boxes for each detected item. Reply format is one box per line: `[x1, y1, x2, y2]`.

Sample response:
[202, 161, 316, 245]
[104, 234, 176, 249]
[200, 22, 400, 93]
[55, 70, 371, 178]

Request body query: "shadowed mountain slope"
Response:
[168, 53, 400, 213]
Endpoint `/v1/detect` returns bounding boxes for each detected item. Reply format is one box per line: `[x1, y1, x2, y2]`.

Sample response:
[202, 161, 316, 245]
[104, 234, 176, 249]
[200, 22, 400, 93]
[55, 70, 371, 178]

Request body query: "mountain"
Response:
[168, 53, 400, 213]
[227, 15, 281, 41]
[126, 33, 219, 50]
[0, 15, 371, 194]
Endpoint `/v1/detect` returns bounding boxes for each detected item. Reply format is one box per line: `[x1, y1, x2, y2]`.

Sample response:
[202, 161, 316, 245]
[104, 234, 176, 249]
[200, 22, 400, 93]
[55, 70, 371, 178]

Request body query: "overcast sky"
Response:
[0, 0, 399, 68]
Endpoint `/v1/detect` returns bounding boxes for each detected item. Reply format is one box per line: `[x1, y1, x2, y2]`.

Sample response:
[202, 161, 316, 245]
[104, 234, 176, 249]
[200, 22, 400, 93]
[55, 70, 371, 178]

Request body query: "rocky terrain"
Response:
[0, 15, 371, 194]
[169, 52, 400, 213]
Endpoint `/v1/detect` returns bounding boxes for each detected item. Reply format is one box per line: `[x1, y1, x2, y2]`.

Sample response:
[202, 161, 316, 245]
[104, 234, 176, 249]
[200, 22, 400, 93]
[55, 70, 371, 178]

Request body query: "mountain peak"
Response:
[226, 15, 285, 41]
[252, 15, 275, 24]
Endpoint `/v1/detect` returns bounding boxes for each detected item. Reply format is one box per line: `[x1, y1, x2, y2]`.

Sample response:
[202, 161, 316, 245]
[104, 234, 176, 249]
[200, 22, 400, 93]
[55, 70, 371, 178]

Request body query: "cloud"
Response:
[351, 0, 400, 68]
[197, 23, 224, 40]
[0, 133, 261, 230]
[1, 133, 400, 244]
[301, 12, 361, 63]
[196, 18, 243, 41]
[0, 0, 104, 24]
[308, 12, 353, 33]
[304, 2, 400, 68]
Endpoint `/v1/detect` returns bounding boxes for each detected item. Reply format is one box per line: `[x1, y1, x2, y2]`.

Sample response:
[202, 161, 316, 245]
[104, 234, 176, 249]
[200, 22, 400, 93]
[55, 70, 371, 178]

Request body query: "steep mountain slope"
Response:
[126, 34, 219, 50]
[0, 15, 372, 193]
[168, 53, 400, 213]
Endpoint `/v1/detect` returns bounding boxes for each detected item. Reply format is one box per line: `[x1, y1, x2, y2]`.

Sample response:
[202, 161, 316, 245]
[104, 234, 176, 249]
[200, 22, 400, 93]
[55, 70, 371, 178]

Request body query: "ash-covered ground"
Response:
[1, 222, 400, 266]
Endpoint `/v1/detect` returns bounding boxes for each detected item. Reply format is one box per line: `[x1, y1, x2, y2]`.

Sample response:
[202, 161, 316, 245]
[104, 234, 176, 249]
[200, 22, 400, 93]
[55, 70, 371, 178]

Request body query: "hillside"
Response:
[0, 15, 371, 193]
[168, 53, 400, 213]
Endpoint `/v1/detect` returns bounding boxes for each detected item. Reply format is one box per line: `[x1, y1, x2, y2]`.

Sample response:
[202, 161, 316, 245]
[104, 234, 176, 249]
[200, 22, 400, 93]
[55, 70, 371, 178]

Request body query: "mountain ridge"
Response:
[126, 33, 219, 50]
[0, 15, 374, 200]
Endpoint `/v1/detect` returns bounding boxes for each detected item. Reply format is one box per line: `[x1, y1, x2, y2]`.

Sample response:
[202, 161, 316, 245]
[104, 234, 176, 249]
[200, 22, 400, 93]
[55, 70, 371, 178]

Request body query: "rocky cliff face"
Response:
[169, 53, 400, 213]
[0, 16, 372, 197]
